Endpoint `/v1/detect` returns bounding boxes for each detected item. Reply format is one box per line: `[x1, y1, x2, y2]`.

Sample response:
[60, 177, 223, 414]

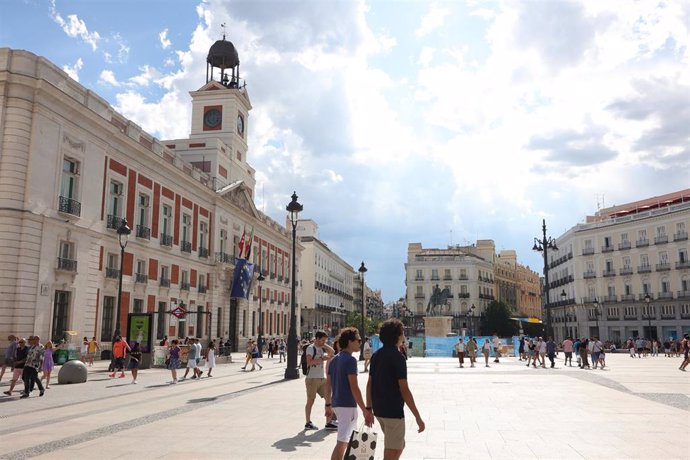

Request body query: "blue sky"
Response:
[3, 0, 689, 302]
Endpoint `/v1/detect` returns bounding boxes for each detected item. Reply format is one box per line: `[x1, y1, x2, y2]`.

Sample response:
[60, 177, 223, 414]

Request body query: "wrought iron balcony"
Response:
[215, 252, 233, 264]
[414, 293, 425, 299]
[583, 270, 596, 279]
[661, 313, 676, 320]
[198, 285, 207, 294]
[430, 276, 440, 281]
[602, 269, 616, 277]
[638, 293, 652, 301]
[637, 265, 652, 273]
[160, 278, 170, 287]
[601, 245, 614, 253]
[107, 214, 124, 230]
[624, 314, 638, 320]
[415, 277, 424, 281]
[606, 315, 619, 321]
[676, 261, 690, 269]
[618, 241, 631, 250]
[654, 235, 668, 245]
[673, 231, 688, 241]
[458, 292, 470, 298]
[582, 247, 595, 255]
[678, 290, 690, 299]
[635, 239, 649, 247]
[620, 294, 635, 301]
[180, 282, 190, 291]
[135, 225, 150, 240]
[105, 267, 120, 279]
[459, 275, 468, 280]
[135, 273, 148, 284]
[619, 267, 633, 275]
[58, 196, 81, 217]
[443, 276, 453, 281]
[198, 247, 209, 258]
[657, 291, 673, 300]
[160, 233, 173, 247]
[181, 241, 192, 253]
[602, 295, 617, 303]
[57, 257, 77, 272]
[655, 263, 671, 271]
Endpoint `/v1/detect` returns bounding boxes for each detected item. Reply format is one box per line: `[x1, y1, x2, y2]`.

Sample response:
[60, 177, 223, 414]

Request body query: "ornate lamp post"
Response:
[285, 192, 302, 380]
[358, 261, 367, 361]
[468, 304, 476, 336]
[257, 270, 265, 357]
[644, 293, 653, 339]
[560, 289, 567, 340]
[593, 298, 600, 337]
[532, 219, 558, 338]
[115, 218, 131, 337]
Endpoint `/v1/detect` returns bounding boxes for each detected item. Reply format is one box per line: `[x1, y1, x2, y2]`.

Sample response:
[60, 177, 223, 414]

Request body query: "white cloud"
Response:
[128, 65, 163, 87]
[62, 58, 83, 81]
[415, 4, 451, 37]
[49, 0, 100, 50]
[159, 28, 171, 49]
[98, 69, 120, 87]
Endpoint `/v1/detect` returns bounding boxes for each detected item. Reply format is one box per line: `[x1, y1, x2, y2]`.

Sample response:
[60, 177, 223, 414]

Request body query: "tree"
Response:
[479, 300, 517, 337]
[345, 311, 379, 337]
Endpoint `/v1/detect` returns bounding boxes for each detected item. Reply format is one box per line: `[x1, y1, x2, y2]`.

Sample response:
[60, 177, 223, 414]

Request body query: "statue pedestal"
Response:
[424, 316, 452, 337]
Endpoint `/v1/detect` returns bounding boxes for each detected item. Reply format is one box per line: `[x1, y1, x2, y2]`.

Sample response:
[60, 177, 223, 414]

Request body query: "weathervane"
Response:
[221, 22, 226, 40]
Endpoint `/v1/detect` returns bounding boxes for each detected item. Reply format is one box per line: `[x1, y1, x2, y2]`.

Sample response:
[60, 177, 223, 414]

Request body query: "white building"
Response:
[296, 219, 354, 338]
[0, 41, 298, 351]
[548, 189, 690, 343]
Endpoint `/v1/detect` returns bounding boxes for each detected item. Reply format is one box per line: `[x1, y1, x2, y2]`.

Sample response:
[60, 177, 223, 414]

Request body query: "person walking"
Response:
[21, 336, 44, 398]
[0, 335, 17, 382]
[167, 339, 181, 384]
[679, 334, 689, 371]
[546, 337, 556, 368]
[206, 341, 216, 377]
[193, 338, 203, 377]
[362, 337, 372, 372]
[455, 337, 466, 368]
[466, 336, 477, 368]
[574, 338, 581, 367]
[579, 337, 590, 369]
[481, 339, 491, 367]
[562, 337, 574, 366]
[304, 330, 336, 431]
[591, 337, 603, 369]
[241, 340, 253, 370]
[110, 336, 129, 378]
[652, 339, 659, 357]
[86, 337, 100, 366]
[366, 319, 425, 460]
[278, 339, 286, 363]
[532, 337, 542, 368]
[128, 342, 142, 384]
[80, 337, 89, 362]
[538, 337, 547, 367]
[3, 338, 27, 396]
[327, 327, 374, 460]
[518, 336, 525, 361]
[250, 340, 263, 371]
[182, 338, 199, 380]
[492, 333, 501, 363]
[40, 340, 55, 388]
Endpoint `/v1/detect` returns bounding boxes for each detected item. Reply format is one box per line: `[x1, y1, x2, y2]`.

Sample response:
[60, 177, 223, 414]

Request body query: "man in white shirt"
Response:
[455, 338, 466, 368]
[492, 333, 501, 363]
[304, 330, 335, 431]
[538, 338, 547, 367]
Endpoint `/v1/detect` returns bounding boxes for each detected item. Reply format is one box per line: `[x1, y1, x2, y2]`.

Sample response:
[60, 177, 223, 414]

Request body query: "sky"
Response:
[2, 0, 689, 302]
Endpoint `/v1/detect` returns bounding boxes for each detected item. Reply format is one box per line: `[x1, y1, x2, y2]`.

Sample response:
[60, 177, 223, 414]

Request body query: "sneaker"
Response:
[119, 374, 126, 378]
[132, 380, 138, 384]
[109, 373, 115, 378]
[305, 421, 318, 430]
[485, 364, 490, 367]
[20, 394, 29, 399]
[3, 391, 11, 396]
[325, 422, 338, 430]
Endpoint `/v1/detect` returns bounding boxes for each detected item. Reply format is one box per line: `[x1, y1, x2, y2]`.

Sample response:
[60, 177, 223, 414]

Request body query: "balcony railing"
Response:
[657, 292, 673, 300]
[105, 267, 120, 279]
[198, 247, 209, 258]
[160, 233, 173, 247]
[180, 282, 190, 291]
[619, 267, 633, 275]
[661, 313, 676, 319]
[583, 270, 596, 279]
[637, 265, 652, 273]
[620, 294, 635, 301]
[606, 315, 619, 321]
[638, 293, 652, 301]
[414, 293, 425, 299]
[57, 257, 77, 272]
[602, 269, 616, 277]
[215, 252, 232, 264]
[581, 296, 597, 304]
[459, 275, 468, 280]
[655, 263, 671, 271]
[601, 245, 614, 253]
[582, 248, 595, 256]
[457, 292, 470, 298]
[676, 261, 690, 269]
[624, 314, 638, 320]
[602, 295, 617, 303]
[107, 214, 124, 230]
[181, 241, 192, 253]
[430, 276, 440, 281]
[618, 241, 631, 250]
[673, 231, 688, 241]
[678, 290, 690, 299]
[654, 235, 668, 245]
[58, 196, 81, 217]
[198, 285, 207, 294]
[135, 273, 148, 283]
[160, 278, 170, 287]
[415, 277, 424, 281]
[635, 239, 649, 247]
[135, 225, 150, 240]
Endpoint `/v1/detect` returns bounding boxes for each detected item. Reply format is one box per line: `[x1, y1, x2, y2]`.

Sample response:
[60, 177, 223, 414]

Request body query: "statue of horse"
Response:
[426, 285, 452, 316]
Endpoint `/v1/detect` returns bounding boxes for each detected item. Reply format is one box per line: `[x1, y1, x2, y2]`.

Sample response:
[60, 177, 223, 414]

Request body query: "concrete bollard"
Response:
[57, 360, 88, 384]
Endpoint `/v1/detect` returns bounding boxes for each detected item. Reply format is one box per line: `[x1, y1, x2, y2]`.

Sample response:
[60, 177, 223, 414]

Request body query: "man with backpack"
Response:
[303, 331, 336, 431]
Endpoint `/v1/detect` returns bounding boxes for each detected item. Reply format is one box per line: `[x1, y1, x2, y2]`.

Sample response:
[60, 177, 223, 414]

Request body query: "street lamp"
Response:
[257, 270, 265, 357]
[358, 261, 367, 361]
[560, 289, 567, 340]
[593, 298, 600, 337]
[468, 304, 476, 336]
[285, 192, 302, 380]
[644, 293, 653, 339]
[115, 218, 131, 337]
[532, 219, 558, 337]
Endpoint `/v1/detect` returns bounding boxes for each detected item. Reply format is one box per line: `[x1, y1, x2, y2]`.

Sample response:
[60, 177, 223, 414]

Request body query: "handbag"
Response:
[343, 424, 378, 460]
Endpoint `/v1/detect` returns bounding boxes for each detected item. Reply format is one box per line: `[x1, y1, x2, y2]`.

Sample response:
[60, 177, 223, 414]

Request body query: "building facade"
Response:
[516, 263, 541, 319]
[296, 219, 354, 338]
[0, 43, 297, 351]
[547, 190, 690, 343]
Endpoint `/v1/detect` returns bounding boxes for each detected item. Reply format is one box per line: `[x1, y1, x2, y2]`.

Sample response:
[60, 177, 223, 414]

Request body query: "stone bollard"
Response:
[57, 360, 88, 384]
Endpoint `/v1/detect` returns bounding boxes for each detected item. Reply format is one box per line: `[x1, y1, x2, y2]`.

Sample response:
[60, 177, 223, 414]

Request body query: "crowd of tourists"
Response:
[0, 335, 53, 398]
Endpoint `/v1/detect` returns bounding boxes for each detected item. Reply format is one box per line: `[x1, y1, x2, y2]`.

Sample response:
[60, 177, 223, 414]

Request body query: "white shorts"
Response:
[333, 406, 357, 443]
[187, 359, 197, 369]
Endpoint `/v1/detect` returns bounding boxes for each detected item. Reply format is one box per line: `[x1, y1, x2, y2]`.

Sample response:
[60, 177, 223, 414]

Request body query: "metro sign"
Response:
[171, 306, 187, 319]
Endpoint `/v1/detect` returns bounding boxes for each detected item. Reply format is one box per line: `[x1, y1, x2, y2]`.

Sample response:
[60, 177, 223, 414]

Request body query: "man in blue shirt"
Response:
[367, 319, 425, 460]
[327, 327, 373, 460]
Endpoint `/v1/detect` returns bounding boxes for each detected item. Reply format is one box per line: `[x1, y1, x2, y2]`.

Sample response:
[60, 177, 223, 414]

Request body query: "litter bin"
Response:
[55, 349, 69, 365]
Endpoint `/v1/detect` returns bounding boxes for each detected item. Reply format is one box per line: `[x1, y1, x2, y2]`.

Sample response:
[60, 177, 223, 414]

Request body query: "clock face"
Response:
[204, 109, 222, 129]
[237, 114, 244, 135]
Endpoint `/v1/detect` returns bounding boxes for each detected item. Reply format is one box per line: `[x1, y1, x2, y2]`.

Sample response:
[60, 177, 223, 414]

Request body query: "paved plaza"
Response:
[0, 352, 688, 460]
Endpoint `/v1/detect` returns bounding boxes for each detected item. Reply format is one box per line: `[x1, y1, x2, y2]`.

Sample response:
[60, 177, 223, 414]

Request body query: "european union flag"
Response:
[230, 259, 255, 299]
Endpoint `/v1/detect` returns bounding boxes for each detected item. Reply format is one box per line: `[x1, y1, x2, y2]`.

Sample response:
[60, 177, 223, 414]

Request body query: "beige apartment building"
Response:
[296, 219, 354, 337]
[516, 263, 542, 319]
[0, 42, 299, 351]
[547, 189, 690, 343]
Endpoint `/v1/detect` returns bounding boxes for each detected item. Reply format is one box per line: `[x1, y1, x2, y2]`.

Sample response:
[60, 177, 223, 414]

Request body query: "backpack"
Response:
[300, 345, 317, 376]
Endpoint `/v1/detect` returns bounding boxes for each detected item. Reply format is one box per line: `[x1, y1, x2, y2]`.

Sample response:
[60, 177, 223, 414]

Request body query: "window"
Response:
[624, 283, 632, 295]
[137, 260, 146, 276]
[105, 253, 119, 278]
[58, 241, 76, 271]
[622, 256, 631, 268]
[431, 269, 439, 280]
[621, 232, 628, 243]
[133, 299, 143, 313]
[604, 236, 611, 248]
[415, 269, 423, 280]
[52, 290, 71, 343]
[161, 205, 172, 236]
[460, 269, 467, 279]
[157, 302, 167, 340]
[216, 307, 223, 339]
[444, 269, 451, 280]
[640, 254, 649, 267]
[642, 282, 650, 294]
[109, 180, 123, 217]
[219, 229, 227, 254]
[605, 259, 613, 271]
[584, 239, 593, 249]
[656, 226, 666, 237]
[661, 279, 670, 293]
[182, 214, 191, 244]
[161, 265, 169, 281]
[59, 158, 81, 215]
[680, 249, 688, 263]
[638, 229, 647, 239]
[199, 221, 208, 249]
[607, 285, 615, 297]
[101, 296, 115, 341]
[659, 252, 668, 264]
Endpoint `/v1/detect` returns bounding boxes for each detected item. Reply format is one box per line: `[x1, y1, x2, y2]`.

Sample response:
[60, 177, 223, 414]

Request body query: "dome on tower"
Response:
[207, 38, 239, 69]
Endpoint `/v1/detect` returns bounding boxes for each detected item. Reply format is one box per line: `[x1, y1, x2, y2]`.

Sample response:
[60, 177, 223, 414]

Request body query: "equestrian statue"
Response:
[426, 284, 452, 316]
